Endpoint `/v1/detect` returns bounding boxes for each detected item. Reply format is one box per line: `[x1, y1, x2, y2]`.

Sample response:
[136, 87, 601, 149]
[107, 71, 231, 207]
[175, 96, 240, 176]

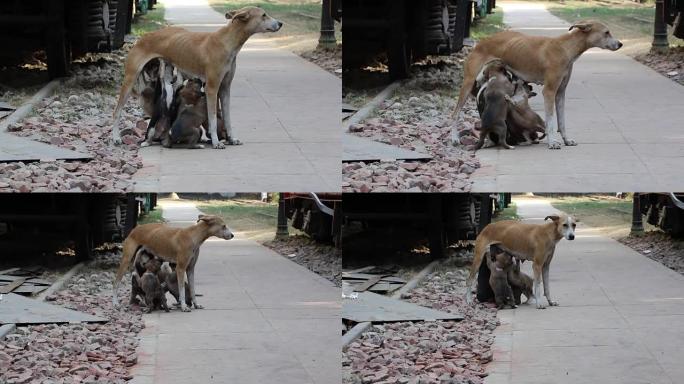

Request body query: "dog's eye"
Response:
[572, 224, 576, 228]
[563, 224, 568, 227]
[605, 31, 610, 36]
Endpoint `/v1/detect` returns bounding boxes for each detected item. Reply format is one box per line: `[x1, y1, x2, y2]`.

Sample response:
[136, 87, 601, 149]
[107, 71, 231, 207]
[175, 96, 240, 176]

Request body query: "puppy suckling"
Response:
[505, 80, 546, 145]
[508, 258, 534, 305]
[130, 245, 154, 305]
[474, 60, 546, 149]
[142, 60, 183, 147]
[131, 246, 169, 313]
[487, 243, 517, 309]
[475, 60, 515, 150]
[159, 262, 193, 307]
[163, 78, 207, 149]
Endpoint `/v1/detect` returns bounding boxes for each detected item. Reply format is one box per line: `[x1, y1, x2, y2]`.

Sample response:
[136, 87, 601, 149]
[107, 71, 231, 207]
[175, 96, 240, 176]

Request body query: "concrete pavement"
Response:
[486, 198, 684, 384]
[471, 2, 684, 192]
[130, 200, 340, 384]
[132, 0, 341, 192]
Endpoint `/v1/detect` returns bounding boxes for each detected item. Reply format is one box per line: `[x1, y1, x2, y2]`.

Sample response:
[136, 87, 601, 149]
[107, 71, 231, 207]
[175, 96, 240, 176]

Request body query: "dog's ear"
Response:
[545, 215, 560, 223]
[226, 9, 250, 22]
[569, 23, 592, 32]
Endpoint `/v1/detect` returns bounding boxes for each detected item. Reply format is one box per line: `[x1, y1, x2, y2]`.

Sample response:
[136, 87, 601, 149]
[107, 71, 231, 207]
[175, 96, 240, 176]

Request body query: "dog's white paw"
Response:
[193, 144, 205, 149]
[227, 137, 243, 146]
[548, 300, 559, 306]
[564, 139, 577, 146]
[180, 305, 192, 312]
[548, 140, 562, 149]
[193, 303, 204, 309]
[213, 141, 226, 149]
[140, 141, 151, 147]
[536, 303, 547, 309]
[112, 136, 122, 146]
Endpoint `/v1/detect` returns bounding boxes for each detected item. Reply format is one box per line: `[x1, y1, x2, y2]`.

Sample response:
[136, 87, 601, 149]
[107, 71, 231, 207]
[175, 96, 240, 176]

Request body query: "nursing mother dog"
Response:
[452, 20, 622, 149]
[466, 213, 577, 309]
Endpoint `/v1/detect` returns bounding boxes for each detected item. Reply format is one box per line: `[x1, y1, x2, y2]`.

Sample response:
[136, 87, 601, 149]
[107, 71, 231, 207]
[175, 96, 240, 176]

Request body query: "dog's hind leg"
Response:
[112, 239, 139, 307]
[113, 52, 158, 145]
[556, 64, 576, 146]
[465, 239, 487, 303]
[451, 53, 488, 146]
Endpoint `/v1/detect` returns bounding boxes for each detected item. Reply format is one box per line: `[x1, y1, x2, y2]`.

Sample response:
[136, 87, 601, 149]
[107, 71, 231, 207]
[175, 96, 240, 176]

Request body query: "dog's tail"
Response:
[112, 236, 141, 307]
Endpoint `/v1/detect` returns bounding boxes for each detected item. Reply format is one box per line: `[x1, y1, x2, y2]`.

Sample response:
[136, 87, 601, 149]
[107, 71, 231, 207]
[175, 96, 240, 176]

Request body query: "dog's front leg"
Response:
[556, 65, 576, 146]
[205, 79, 225, 149]
[532, 263, 545, 309]
[220, 61, 241, 146]
[542, 80, 562, 149]
[176, 267, 191, 312]
[186, 253, 203, 309]
[542, 262, 558, 306]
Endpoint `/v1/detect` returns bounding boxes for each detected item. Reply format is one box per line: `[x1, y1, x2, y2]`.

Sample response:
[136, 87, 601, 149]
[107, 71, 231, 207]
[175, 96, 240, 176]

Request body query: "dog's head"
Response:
[569, 20, 622, 51]
[197, 214, 234, 240]
[225, 7, 283, 34]
[489, 242, 514, 268]
[545, 214, 577, 241]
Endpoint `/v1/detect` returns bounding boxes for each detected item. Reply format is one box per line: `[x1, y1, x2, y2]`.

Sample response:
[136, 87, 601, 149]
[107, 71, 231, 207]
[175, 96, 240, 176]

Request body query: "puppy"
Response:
[505, 81, 546, 145]
[130, 246, 155, 305]
[508, 258, 534, 305]
[163, 79, 206, 149]
[137, 257, 169, 313]
[487, 243, 516, 309]
[137, 59, 160, 119]
[475, 60, 515, 150]
[159, 262, 193, 307]
[143, 60, 179, 147]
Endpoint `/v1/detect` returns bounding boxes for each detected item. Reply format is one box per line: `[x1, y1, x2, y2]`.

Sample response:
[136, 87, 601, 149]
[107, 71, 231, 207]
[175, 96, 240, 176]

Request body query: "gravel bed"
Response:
[299, 45, 342, 78]
[343, 254, 499, 384]
[619, 231, 684, 274]
[0, 50, 144, 192]
[0, 250, 144, 384]
[263, 235, 341, 287]
[342, 51, 482, 192]
[635, 47, 684, 87]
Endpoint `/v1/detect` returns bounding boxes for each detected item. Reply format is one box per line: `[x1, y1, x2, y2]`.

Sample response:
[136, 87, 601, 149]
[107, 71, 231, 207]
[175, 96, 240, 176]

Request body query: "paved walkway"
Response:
[132, 0, 340, 192]
[471, 2, 684, 192]
[486, 198, 684, 384]
[130, 200, 340, 384]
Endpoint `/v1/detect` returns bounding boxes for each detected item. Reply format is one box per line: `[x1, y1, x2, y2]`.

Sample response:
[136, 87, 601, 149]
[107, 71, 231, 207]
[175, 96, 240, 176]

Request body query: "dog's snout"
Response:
[277, 21, 283, 29]
[617, 41, 623, 49]
[568, 234, 575, 240]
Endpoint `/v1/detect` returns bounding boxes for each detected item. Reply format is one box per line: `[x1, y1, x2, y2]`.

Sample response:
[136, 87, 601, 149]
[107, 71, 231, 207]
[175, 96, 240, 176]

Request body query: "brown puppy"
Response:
[506, 82, 546, 145]
[475, 60, 515, 150]
[508, 258, 534, 305]
[113, 214, 234, 312]
[130, 246, 155, 305]
[164, 79, 207, 149]
[159, 262, 193, 307]
[466, 213, 577, 309]
[136, 257, 169, 313]
[487, 243, 516, 309]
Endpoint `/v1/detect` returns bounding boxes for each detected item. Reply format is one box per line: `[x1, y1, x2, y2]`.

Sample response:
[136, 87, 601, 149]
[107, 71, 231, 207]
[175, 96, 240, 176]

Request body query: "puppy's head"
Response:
[197, 214, 234, 240]
[145, 258, 162, 273]
[179, 79, 204, 103]
[569, 20, 622, 51]
[489, 242, 513, 267]
[545, 214, 577, 241]
[225, 7, 283, 34]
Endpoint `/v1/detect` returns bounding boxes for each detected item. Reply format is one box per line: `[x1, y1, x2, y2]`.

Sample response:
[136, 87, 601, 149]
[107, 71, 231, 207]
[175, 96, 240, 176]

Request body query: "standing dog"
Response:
[466, 214, 576, 309]
[113, 214, 234, 312]
[453, 20, 622, 149]
[112, 6, 282, 148]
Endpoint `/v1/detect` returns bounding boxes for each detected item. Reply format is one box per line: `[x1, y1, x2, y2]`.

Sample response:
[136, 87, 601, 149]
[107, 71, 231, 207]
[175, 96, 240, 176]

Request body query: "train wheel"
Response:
[388, 38, 411, 80]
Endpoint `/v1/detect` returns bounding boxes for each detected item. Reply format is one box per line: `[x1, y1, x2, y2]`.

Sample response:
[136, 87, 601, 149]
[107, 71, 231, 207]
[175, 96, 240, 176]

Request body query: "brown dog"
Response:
[466, 213, 576, 309]
[452, 20, 622, 149]
[113, 214, 234, 312]
[111, 6, 282, 148]
[487, 243, 517, 309]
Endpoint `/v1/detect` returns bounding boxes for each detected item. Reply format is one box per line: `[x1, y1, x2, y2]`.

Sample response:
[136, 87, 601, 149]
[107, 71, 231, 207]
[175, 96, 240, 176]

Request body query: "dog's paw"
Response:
[548, 300, 559, 306]
[112, 136, 122, 146]
[213, 141, 226, 149]
[536, 303, 547, 309]
[193, 144, 205, 149]
[193, 303, 204, 309]
[140, 141, 150, 148]
[180, 305, 192, 312]
[564, 139, 577, 146]
[548, 140, 562, 149]
[227, 137, 243, 146]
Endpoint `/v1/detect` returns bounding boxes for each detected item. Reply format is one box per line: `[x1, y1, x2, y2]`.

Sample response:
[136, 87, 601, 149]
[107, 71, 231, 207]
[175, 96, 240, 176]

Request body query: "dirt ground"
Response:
[620, 232, 684, 275]
[343, 250, 498, 384]
[635, 47, 684, 87]
[263, 235, 341, 287]
[0, 249, 144, 384]
[299, 45, 342, 78]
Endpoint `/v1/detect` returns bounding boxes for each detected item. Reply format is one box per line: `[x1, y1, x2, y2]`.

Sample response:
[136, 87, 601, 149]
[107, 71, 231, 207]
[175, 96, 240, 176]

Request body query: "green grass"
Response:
[209, 0, 322, 36]
[197, 199, 277, 241]
[494, 202, 518, 222]
[132, 3, 167, 37]
[470, 9, 506, 41]
[138, 207, 165, 225]
[549, 195, 634, 237]
[546, 0, 684, 50]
